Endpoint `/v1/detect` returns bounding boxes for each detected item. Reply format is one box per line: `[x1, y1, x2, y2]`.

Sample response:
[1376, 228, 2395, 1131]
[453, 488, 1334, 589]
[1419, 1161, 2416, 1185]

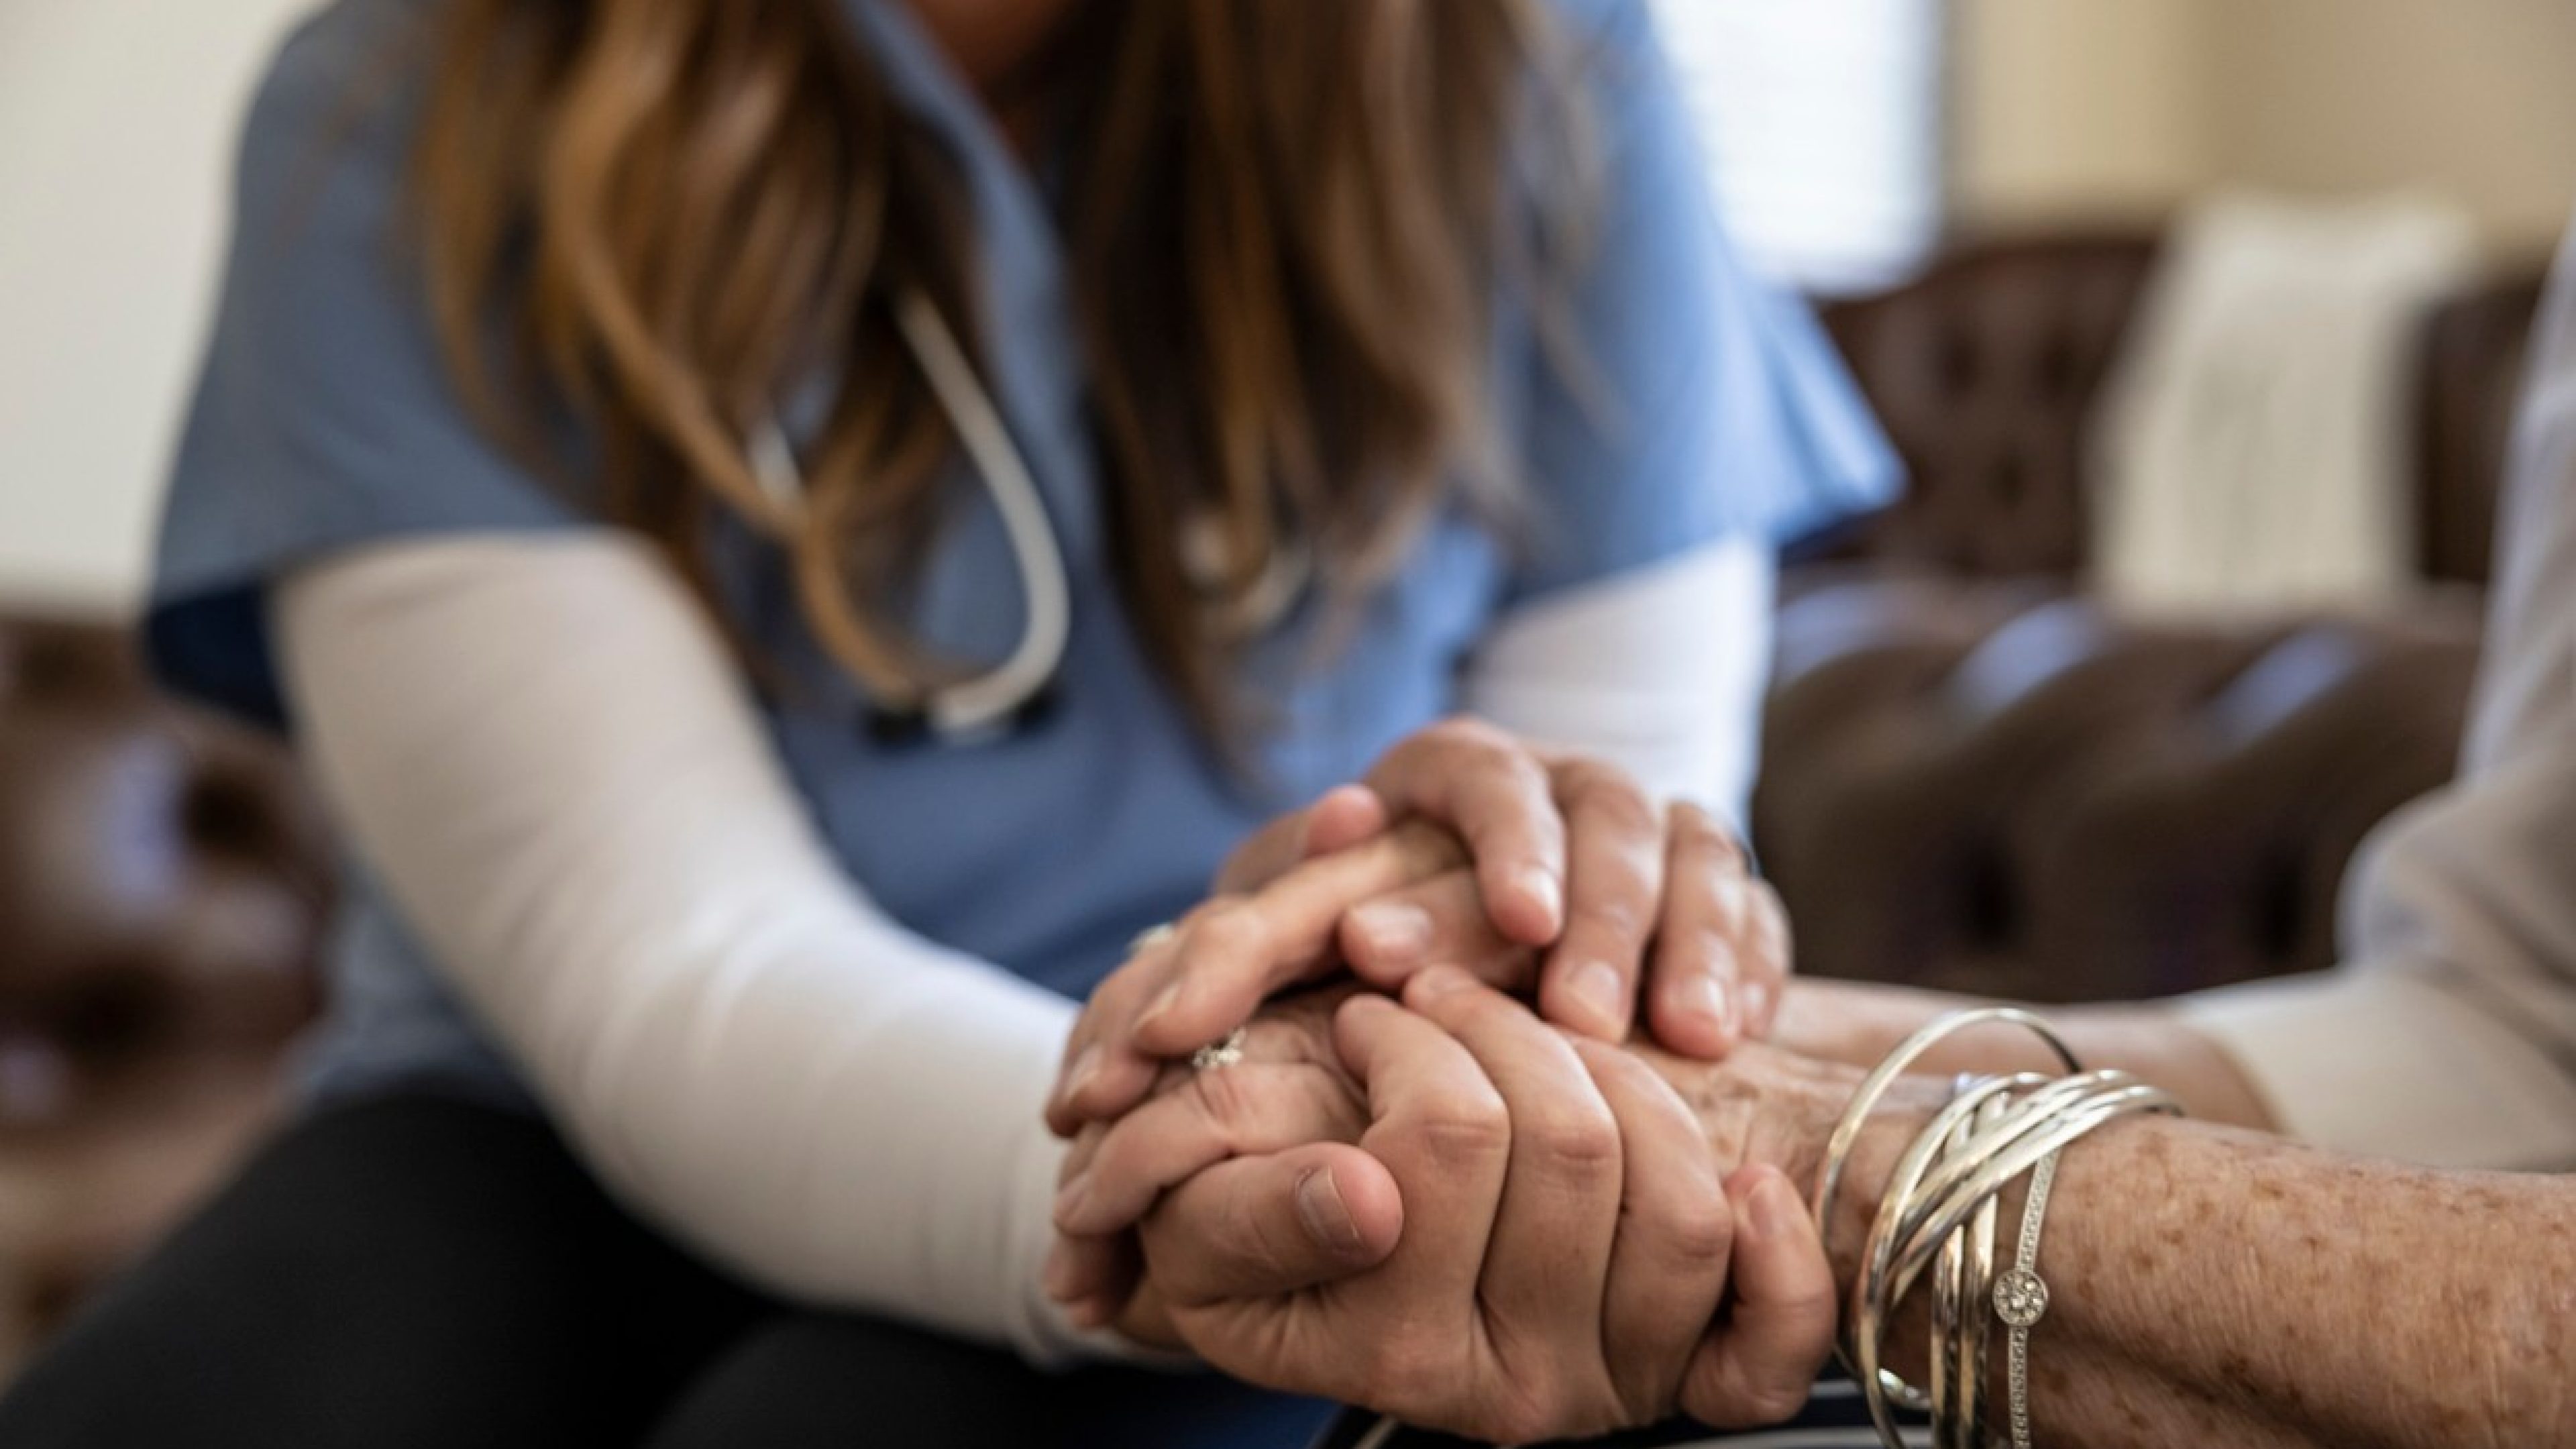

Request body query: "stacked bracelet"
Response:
[1814, 1010, 2185, 1449]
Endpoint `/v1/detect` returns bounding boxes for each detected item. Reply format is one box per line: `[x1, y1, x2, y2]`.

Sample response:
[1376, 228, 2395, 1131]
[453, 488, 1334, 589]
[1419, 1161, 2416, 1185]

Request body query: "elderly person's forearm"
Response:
[1773, 978, 2281, 1130]
[1677, 1046, 2575, 1449]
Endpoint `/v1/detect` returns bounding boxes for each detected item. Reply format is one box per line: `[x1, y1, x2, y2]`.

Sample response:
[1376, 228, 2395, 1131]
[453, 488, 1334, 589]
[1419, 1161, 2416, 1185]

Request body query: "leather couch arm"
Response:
[0, 612, 330, 1364]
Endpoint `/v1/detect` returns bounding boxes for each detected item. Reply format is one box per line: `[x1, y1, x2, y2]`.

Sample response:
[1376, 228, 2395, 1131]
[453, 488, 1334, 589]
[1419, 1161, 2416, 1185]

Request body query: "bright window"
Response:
[1651, 0, 1947, 295]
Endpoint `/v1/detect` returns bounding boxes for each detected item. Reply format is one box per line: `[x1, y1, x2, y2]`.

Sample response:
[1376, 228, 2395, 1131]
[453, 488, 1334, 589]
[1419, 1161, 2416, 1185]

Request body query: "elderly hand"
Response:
[1045, 820, 1464, 1141]
[1133, 971, 1839, 1442]
[1045, 984, 1383, 1328]
[1049, 718, 1789, 1136]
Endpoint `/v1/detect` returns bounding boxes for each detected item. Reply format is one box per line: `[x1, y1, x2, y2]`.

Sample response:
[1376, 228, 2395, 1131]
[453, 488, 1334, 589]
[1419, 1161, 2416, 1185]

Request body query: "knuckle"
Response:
[1387, 819, 1467, 871]
[1181, 900, 1268, 964]
[1568, 892, 1652, 943]
[1668, 802, 1745, 867]
[1654, 1191, 1738, 1271]
[1081, 1136, 1150, 1204]
[1521, 1100, 1622, 1177]
[1568, 764, 1660, 835]
[1664, 924, 1733, 974]
[1426, 714, 1511, 754]
[1406, 1085, 1513, 1167]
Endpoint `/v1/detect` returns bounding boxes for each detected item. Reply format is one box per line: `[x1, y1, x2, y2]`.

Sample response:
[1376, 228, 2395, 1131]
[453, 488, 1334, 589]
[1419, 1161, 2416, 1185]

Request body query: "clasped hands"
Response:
[1042, 722, 1858, 1444]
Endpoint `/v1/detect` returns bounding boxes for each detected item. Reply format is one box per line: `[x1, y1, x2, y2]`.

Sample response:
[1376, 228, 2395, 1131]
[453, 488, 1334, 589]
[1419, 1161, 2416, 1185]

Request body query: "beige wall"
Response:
[1951, 0, 2212, 227]
[0, 0, 319, 608]
[1953, 0, 2576, 255]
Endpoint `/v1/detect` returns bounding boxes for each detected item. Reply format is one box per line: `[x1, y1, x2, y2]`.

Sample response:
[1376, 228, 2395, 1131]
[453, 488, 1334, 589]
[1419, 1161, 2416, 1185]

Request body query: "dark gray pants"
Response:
[0, 1093, 1334, 1449]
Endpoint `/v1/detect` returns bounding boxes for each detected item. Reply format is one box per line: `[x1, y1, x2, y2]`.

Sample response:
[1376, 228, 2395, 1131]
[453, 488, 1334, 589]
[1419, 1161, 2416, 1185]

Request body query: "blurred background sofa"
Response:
[0, 233, 2547, 1371]
[1754, 235, 2545, 1003]
[0, 613, 328, 1366]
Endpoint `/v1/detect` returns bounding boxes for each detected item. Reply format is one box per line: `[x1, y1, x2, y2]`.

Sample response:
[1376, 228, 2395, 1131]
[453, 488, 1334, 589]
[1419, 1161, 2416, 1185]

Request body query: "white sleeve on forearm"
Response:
[2182, 221, 2576, 1171]
[274, 531, 1123, 1364]
[1460, 537, 1776, 822]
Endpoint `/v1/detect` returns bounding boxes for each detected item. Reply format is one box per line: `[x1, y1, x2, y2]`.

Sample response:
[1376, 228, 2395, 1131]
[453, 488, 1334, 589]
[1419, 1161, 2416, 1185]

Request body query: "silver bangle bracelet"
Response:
[1888, 1080, 2180, 1306]
[1812, 1008, 2080, 1413]
[1819, 1010, 2188, 1449]
[1998, 1146, 2060, 1449]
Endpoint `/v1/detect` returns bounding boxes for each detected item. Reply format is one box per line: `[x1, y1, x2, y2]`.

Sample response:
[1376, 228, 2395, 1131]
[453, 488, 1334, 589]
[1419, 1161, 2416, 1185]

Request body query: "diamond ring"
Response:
[1189, 1027, 1248, 1072]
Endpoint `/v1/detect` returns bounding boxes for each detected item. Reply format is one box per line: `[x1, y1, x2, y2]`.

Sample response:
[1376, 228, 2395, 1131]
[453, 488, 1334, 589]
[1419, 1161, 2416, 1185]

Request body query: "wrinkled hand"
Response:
[1134, 972, 1839, 1442]
[1046, 986, 1385, 1331]
[1046, 820, 1463, 1140]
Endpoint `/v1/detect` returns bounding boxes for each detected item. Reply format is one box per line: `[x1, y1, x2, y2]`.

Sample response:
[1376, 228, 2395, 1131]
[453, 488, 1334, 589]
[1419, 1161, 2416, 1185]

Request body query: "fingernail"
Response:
[1060, 1045, 1104, 1107]
[1053, 1172, 1093, 1230]
[1748, 1171, 1802, 1244]
[1742, 981, 1774, 1034]
[1348, 902, 1433, 963]
[1570, 960, 1626, 1034]
[1065, 1296, 1111, 1330]
[1517, 865, 1564, 930]
[1683, 975, 1733, 1036]
[1409, 965, 1476, 1002]
[1134, 983, 1184, 1038]
[1296, 1166, 1365, 1254]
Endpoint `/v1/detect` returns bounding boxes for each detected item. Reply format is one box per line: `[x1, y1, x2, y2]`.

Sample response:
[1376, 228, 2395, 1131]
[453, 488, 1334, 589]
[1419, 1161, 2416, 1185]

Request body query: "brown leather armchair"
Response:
[1757, 233, 2546, 1002]
[0, 614, 327, 1370]
[1813, 234, 2161, 578]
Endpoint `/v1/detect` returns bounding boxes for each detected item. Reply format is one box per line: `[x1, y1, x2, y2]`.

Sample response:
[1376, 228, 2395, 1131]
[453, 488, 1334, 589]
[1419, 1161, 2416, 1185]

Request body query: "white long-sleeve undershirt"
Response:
[272, 529, 1774, 1362]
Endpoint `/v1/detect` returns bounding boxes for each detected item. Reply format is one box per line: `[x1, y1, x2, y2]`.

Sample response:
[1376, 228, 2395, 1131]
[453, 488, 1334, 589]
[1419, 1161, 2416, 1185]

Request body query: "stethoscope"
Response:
[753, 289, 1070, 741]
[753, 287, 1308, 743]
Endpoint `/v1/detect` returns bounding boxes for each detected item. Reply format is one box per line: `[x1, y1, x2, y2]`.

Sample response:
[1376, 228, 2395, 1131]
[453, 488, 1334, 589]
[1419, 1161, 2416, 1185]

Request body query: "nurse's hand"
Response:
[1051, 720, 1784, 1134]
[1136, 973, 1837, 1442]
[1332, 720, 1788, 1055]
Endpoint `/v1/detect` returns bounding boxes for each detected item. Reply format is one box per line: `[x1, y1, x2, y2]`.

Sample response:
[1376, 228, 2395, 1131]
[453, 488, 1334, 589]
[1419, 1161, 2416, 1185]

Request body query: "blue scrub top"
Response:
[152, 0, 1898, 1105]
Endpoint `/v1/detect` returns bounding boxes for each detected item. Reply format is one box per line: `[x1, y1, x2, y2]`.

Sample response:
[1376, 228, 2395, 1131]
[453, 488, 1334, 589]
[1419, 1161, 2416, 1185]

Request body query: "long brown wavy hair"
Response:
[411, 0, 1589, 738]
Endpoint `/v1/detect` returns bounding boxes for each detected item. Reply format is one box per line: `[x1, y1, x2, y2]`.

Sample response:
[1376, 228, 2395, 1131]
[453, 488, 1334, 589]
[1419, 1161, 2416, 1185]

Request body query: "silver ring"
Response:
[1189, 1026, 1247, 1072]
[1128, 923, 1177, 957]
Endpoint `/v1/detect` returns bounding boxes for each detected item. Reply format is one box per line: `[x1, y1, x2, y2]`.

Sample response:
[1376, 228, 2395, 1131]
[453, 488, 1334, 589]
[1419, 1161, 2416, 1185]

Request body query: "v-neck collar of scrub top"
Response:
[835, 0, 1101, 566]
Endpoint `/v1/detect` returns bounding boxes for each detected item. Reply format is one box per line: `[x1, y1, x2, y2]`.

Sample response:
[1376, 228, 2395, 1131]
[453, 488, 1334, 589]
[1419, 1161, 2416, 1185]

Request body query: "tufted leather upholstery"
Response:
[1814, 235, 2161, 576]
[1755, 574, 2483, 1001]
[1760, 234, 2548, 1003]
[0, 612, 327, 1369]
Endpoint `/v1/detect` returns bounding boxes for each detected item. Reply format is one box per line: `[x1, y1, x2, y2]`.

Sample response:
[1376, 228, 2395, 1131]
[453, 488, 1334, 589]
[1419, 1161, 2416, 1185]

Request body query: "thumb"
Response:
[1215, 785, 1389, 894]
[1682, 1165, 1840, 1430]
[1140, 1144, 1403, 1307]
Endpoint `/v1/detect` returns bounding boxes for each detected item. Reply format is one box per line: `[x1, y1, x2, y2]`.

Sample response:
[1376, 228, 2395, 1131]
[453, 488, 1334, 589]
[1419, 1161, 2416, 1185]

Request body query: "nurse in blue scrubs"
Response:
[0, 1, 1895, 1446]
